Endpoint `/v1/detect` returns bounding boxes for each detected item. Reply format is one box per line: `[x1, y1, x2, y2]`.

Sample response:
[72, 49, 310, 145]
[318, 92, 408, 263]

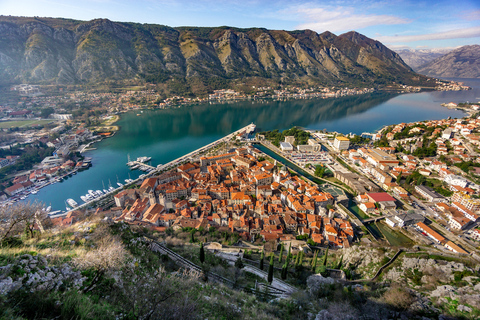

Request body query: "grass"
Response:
[0, 119, 56, 129]
[376, 222, 413, 247]
[0, 225, 95, 267]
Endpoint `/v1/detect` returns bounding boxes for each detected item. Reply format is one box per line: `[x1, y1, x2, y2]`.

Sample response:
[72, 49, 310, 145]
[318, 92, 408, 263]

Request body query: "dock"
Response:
[129, 161, 156, 171]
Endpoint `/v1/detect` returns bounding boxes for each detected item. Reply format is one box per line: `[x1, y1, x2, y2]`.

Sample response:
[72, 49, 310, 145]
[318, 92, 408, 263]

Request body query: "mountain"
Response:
[416, 45, 480, 78]
[0, 16, 429, 93]
[395, 48, 453, 70]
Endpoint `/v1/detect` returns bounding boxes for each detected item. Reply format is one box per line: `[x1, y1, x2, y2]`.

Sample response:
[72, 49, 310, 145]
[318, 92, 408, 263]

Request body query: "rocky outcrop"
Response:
[0, 16, 428, 87]
[0, 254, 85, 294]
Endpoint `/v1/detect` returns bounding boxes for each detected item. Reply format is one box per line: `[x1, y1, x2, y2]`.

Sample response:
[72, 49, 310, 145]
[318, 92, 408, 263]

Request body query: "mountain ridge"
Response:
[416, 45, 480, 78]
[395, 48, 454, 70]
[0, 16, 430, 94]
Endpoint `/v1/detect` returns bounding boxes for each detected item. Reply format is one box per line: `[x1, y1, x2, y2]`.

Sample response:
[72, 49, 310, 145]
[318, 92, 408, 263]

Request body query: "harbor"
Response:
[56, 123, 256, 216]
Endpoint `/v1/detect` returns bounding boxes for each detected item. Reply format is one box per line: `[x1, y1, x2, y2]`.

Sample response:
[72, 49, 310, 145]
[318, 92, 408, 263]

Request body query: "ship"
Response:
[66, 198, 78, 208]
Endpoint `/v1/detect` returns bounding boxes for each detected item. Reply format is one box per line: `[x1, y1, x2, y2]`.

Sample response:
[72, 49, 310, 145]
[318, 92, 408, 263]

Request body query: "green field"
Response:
[0, 119, 56, 129]
[376, 221, 413, 247]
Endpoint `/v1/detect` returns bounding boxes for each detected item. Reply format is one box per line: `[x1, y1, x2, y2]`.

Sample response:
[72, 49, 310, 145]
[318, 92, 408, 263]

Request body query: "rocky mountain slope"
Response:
[0, 16, 429, 90]
[395, 48, 453, 70]
[417, 45, 480, 78]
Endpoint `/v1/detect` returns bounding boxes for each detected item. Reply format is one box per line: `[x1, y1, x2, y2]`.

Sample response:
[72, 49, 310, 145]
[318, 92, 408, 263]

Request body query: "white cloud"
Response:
[375, 26, 480, 43]
[292, 6, 410, 32]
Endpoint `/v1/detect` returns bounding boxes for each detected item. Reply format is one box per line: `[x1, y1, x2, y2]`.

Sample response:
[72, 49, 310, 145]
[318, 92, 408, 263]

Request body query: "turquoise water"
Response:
[29, 79, 480, 211]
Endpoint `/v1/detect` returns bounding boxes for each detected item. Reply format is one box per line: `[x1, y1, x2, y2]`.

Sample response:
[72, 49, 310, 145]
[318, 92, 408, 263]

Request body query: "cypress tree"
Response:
[287, 243, 292, 259]
[259, 250, 264, 270]
[336, 255, 344, 270]
[281, 261, 287, 280]
[323, 247, 329, 266]
[267, 253, 274, 283]
[312, 251, 318, 272]
[199, 242, 205, 263]
[278, 243, 284, 263]
[294, 253, 300, 267]
[190, 231, 195, 243]
[299, 251, 304, 266]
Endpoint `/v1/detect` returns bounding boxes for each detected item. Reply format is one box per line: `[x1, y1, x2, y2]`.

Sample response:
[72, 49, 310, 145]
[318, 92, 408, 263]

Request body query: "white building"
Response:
[333, 136, 350, 150]
[444, 174, 469, 188]
[52, 114, 73, 120]
[442, 128, 453, 140]
[280, 142, 293, 151]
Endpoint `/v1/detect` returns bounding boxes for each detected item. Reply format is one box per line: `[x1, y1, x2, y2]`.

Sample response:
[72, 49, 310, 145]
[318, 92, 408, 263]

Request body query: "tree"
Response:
[299, 251, 304, 266]
[315, 165, 325, 178]
[336, 255, 344, 270]
[259, 250, 264, 270]
[323, 247, 329, 266]
[190, 231, 195, 243]
[267, 254, 274, 283]
[281, 261, 288, 280]
[40, 107, 54, 119]
[396, 172, 402, 183]
[416, 175, 425, 186]
[74, 233, 128, 293]
[114, 266, 198, 319]
[235, 257, 244, 269]
[199, 242, 205, 264]
[312, 250, 318, 272]
[278, 243, 284, 263]
[0, 202, 47, 244]
[287, 243, 292, 259]
[405, 175, 413, 185]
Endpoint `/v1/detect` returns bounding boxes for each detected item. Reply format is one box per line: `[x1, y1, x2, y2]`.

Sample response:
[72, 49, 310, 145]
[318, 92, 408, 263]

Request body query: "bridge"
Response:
[363, 216, 388, 224]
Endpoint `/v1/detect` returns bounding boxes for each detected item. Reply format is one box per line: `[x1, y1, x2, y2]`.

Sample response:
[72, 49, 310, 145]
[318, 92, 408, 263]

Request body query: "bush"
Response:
[383, 285, 415, 310]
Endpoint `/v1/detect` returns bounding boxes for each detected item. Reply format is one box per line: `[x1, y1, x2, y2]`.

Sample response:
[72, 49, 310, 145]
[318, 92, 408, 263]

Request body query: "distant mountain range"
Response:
[416, 45, 480, 79]
[395, 48, 454, 70]
[0, 16, 431, 93]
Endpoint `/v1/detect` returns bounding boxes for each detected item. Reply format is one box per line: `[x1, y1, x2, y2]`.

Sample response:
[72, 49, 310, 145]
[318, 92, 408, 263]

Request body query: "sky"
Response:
[1, 0, 479, 50]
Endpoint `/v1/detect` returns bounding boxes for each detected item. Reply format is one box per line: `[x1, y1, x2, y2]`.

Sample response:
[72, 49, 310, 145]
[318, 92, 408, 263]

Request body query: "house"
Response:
[471, 229, 480, 241]
[416, 222, 445, 243]
[448, 216, 471, 230]
[359, 202, 376, 213]
[414, 185, 445, 203]
[444, 241, 468, 254]
[394, 213, 424, 227]
[366, 192, 396, 210]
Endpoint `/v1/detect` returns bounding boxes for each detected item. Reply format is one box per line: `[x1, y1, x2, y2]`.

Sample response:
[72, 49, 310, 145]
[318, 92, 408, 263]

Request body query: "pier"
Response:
[129, 161, 156, 171]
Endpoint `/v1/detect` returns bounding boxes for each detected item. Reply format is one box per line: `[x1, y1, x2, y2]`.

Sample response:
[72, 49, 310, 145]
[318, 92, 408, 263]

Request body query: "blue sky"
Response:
[1, 0, 479, 50]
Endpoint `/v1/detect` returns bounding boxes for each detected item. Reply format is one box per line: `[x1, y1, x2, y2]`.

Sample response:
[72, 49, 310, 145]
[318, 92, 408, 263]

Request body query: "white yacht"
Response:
[66, 199, 78, 208]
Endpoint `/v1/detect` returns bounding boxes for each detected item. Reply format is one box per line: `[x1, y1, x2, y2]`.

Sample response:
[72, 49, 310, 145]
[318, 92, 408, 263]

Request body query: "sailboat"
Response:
[116, 175, 123, 187]
[102, 181, 108, 194]
[108, 179, 115, 192]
